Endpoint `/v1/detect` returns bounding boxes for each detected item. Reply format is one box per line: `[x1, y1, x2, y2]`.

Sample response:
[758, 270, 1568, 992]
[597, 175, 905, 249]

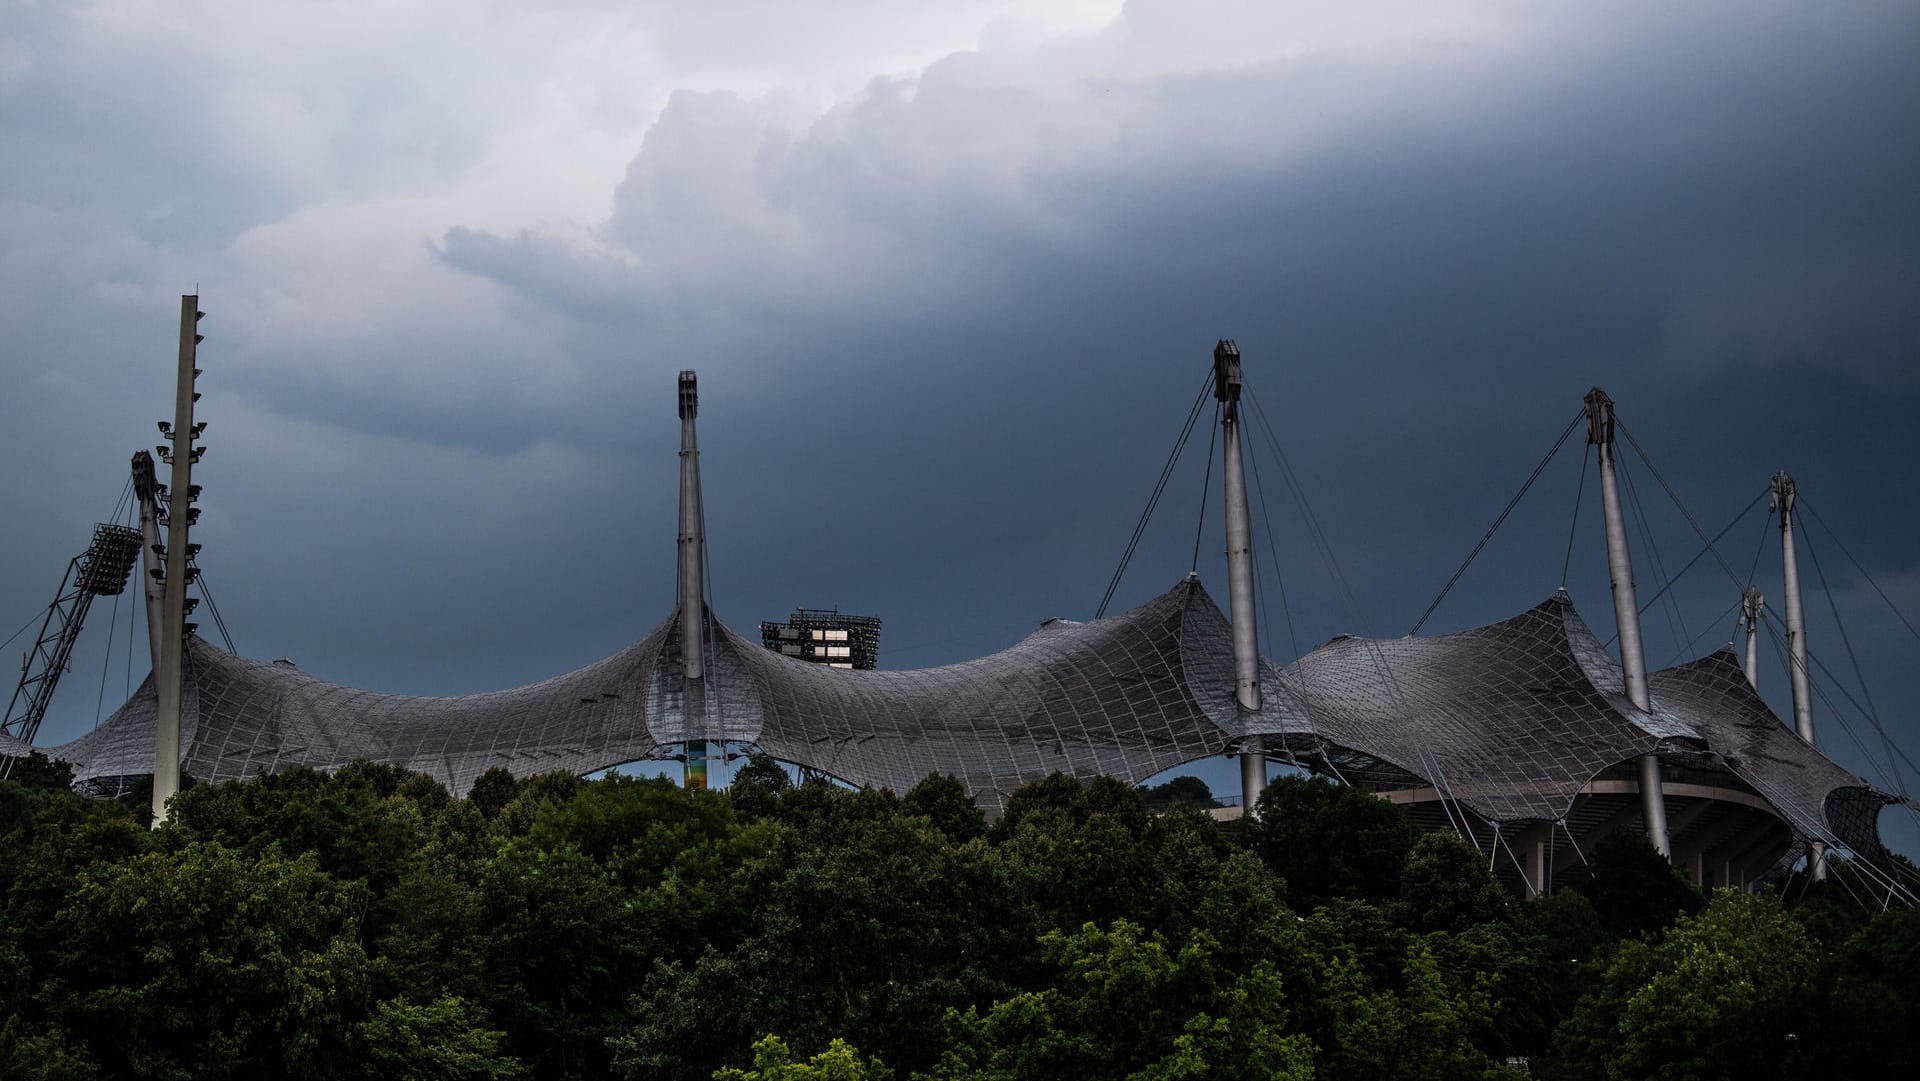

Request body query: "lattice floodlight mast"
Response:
[1585, 387, 1672, 857]
[759, 609, 883, 669]
[0, 523, 143, 775]
[152, 295, 206, 825]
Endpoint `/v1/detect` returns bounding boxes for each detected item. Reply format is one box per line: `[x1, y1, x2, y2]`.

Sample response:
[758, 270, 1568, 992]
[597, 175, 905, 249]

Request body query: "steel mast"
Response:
[677, 371, 711, 787]
[1584, 388, 1671, 857]
[1740, 586, 1764, 689]
[1772, 470, 1825, 880]
[1214, 341, 1266, 813]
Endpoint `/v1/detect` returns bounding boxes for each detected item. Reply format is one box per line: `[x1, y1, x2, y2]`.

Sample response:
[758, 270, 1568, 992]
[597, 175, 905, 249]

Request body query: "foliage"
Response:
[1245, 774, 1416, 909]
[1560, 830, 1703, 941]
[353, 995, 527, 1081]
[713, 1034, 893, 1081]
[930, 920, 1314, 1081]
[2, 759, 1909, 1080]
[1137, 775, 1223, 812]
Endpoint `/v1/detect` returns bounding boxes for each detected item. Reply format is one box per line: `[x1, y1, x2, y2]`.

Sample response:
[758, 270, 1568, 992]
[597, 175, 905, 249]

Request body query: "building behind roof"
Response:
[760, 608, 882, 670]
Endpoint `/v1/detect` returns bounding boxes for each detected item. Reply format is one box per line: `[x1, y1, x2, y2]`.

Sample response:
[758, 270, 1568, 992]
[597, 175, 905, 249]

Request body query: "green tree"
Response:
[1811, 905, 1920, 1072]
[932, 920, 1314, 1081]
[729, 753, 793, 819]
[905, 773, 986, 843]
[1392, 832, 1512, 934]
[619, 807, 1030, 1081]
[41, 841, 371, 1079]
[1561, 831, 1702, 941]
[713, 1035, 893, 1081]
[1137, 776, 1222, 812]
[353, 995, 527, 1081]
[1245, 775, 1415, 910]
[1552, 891, 1819, 1081]
[467, 766, 521, 820]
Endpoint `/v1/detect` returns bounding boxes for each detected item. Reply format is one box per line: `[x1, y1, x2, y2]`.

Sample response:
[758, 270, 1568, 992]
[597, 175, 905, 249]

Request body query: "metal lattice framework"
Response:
[22, 358, 1903, 881]
[44, 577, 1897, 856]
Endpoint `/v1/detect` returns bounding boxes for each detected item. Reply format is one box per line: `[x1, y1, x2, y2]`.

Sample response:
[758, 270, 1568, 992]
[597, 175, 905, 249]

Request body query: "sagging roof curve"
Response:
[44, 578, 1890, 857]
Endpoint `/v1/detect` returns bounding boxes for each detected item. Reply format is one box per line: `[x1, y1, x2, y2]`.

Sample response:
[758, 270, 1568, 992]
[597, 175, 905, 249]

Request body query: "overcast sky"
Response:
[4, 1, 1917, 850]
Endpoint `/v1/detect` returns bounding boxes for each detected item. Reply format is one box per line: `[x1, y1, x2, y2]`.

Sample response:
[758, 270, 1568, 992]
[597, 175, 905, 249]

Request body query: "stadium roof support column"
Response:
[153, 296, 201, 827]
[1585, 388, 1671, 858]
[677, 370, 705, 681]
[677, 370, 708, 787]
[1215, 341, 1266, 813]
[1773, 470, 1825, 880]
[1741, 587, 1764, 689]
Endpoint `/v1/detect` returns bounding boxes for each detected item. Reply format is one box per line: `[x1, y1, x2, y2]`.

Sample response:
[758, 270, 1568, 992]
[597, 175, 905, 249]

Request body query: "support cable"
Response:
[1800, 524, 1903, 794]
[1558, 818, 1592, 867]
[1617, 421, 1749, 593]
[1247, 384, 1476, 845]
[92, 590, 120, 727]
[1244, 431, 1301, 660]
[1661, 595, 1744, 668]
[1599, 488, 1767, 651]
[121, 568, 136, 715]
[1763, 618, 1920, 843]
[1800, 498, 1920, 648]
[1097, 373, 1213, 619]
[1560, 447, 1590, 587]
[1745, 502, 1772, 588]
[1411, 411, 1583, 635]
[1618, 457, 1690, 654]
[1, 611, 42, 655]
[1191, 403, 1220, 574]
[190, 563, 237, 654]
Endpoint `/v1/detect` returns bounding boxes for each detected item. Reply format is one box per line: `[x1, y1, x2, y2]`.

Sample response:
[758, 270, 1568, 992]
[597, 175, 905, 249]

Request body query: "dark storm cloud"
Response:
[427, 0, 1920, 841]
[5, 2, 1917, 848]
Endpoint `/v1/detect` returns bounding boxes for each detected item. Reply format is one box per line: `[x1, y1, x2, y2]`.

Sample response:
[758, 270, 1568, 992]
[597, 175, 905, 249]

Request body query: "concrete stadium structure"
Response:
[13, 310, 1903, 893]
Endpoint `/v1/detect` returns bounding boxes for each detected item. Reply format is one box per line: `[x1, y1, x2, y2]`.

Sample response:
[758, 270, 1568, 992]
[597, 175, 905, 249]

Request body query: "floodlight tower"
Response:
[152, 296, 206, 826]
[1214, 341, 1266, 813]
[1584, 388, 1671, 857]
[1772, 471, 1825, 880]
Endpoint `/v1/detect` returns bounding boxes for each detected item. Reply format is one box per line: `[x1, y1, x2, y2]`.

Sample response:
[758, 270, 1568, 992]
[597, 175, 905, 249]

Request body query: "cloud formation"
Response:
[2, 2, 1916, 851]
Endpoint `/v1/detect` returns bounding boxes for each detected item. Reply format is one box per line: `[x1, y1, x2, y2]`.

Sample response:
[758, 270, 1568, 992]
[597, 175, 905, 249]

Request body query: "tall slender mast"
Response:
[1215, 341, 1266, 813]
[1772, 470, 1824, 880]
[677, 371, 705, 680]
[676, 371, 709, 787]
[1584, 388, 1670, 857]
[1740, 586, 1763, 689]
[153, 296, 204, 826]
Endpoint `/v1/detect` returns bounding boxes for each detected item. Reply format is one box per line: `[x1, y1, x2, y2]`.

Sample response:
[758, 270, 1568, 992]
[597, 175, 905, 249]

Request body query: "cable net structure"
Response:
[45, 575, 1897, 866]
[24, 361, 1907, 889]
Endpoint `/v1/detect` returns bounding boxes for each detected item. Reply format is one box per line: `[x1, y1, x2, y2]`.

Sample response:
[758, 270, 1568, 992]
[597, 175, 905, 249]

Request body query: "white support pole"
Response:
[1740, 587, 1763, 689]
[1215, 341, 1266, 814]
[1584, 388, 1670, 858]
[153, 296, 201, 826]
[676, 371, 709, 788]
[677, 371, 705, 682]
[1773, 471, 1825, 880]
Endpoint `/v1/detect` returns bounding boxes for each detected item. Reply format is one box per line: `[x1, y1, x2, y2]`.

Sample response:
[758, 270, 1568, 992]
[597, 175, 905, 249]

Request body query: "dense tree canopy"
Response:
[1, 751, 1913, 1078]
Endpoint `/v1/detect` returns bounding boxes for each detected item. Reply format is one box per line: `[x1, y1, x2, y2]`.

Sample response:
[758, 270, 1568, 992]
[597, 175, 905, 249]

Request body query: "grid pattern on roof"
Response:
[1648, 650, 1891, 861]
[36, 578, 1894, 854]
